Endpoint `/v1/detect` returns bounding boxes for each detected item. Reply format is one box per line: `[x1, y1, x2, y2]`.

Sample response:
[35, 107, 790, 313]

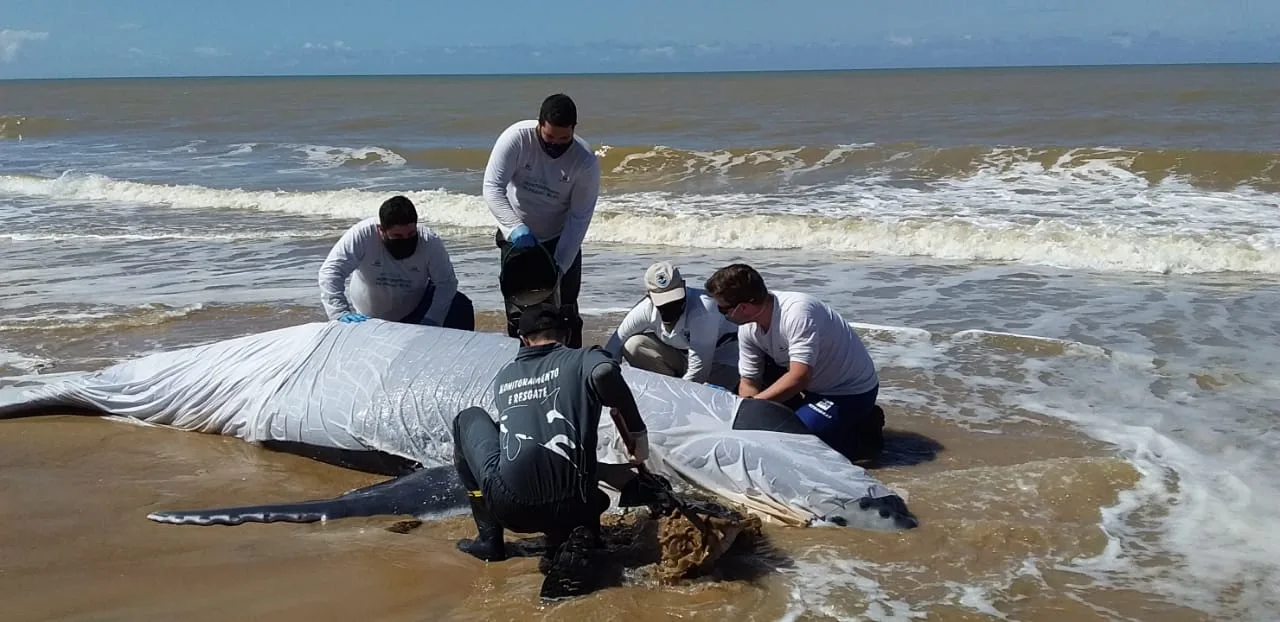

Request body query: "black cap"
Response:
[518, 303, 569, 337]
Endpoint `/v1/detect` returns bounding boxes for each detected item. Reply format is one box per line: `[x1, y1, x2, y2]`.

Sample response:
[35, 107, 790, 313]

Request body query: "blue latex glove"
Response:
[338, 312, 368, 323]
[507, 224, 536, 249]
[705, 383, 729, 392]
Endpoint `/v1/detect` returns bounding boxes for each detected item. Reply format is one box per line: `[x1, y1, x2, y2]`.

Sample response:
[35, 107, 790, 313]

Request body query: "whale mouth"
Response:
[861, 494, 920, 529]
[818, 494, 919, 530]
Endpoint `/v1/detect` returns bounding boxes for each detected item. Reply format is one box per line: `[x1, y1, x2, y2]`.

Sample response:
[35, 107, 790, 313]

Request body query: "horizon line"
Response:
[3, 59, 1276, 82]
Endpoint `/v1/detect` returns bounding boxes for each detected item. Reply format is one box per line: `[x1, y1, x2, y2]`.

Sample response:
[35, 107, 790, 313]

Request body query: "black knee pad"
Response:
[452, 407, 492, 443]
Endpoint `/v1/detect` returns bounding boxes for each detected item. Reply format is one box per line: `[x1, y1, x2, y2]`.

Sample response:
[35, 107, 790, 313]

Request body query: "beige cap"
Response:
[644, 261, 686, 306]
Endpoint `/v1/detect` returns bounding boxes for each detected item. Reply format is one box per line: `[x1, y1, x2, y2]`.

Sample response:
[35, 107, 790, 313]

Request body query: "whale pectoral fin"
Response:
[257, 440, 421, 477]
[146, 465, 470, 527]
[731, 398, 812, 435]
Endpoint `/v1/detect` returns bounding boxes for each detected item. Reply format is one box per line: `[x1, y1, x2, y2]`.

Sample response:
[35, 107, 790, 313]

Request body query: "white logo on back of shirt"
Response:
[496, 385, 583, 471]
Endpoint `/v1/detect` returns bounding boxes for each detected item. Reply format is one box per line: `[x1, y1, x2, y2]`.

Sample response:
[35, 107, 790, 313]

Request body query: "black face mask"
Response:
[657, 299, 685, 325]
[538, 136, 572, 159]
[383, 234, 418, 260]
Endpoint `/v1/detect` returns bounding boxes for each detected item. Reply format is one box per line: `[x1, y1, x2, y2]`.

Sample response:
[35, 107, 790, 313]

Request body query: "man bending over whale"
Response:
[705, 263, 885, 464]
[318, 195, 475, 329]
[451, 303, 651, 563]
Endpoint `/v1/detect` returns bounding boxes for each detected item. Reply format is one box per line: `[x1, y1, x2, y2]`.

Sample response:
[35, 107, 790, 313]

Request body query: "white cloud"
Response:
[193, 46, 229, 57]
[886, 35, 915, 47]
[1109, 32, 1134, 48]
[635, 46, 677, 58]
[302, 40, 352, 52]
[0, 29, 49, 62]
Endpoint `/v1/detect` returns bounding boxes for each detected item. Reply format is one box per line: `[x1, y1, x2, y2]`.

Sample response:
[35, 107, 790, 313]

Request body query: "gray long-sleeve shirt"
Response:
[317, 218, 459, 325]
[482, 119, 601, 274]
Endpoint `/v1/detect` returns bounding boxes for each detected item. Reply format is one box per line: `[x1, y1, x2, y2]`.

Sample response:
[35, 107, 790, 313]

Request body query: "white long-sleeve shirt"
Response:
[603, 287, 739, 383]
[482, 119, 601, 274]
[318, 217, 459, 325]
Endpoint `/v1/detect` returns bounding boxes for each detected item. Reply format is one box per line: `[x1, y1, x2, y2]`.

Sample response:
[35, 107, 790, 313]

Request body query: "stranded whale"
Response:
[0, 319, 917, 532]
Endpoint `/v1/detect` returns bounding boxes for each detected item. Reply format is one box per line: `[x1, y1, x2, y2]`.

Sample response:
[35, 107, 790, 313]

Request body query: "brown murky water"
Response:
[0, 317, 1213, 622]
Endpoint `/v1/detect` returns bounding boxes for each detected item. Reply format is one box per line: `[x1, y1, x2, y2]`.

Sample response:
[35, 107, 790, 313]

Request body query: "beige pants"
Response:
[622, 333, 739, 388]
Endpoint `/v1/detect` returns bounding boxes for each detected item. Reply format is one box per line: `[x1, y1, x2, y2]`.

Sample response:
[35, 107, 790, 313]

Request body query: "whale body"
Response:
[0, 319, 917, 532]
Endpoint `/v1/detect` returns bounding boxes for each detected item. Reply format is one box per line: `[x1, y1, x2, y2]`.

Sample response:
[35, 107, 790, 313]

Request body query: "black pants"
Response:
[452, 407, 606, 542]
[398, 284, 476, 330]
[495, 229, 583, 348]
[759, 361, 884, 462]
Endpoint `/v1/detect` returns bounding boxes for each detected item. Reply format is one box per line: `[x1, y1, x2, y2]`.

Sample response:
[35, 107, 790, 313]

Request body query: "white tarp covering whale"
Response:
[0, 319, 915, 531]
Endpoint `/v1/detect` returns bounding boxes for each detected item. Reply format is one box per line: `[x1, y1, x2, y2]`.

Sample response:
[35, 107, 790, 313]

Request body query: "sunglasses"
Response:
[716, 302, 740, 315]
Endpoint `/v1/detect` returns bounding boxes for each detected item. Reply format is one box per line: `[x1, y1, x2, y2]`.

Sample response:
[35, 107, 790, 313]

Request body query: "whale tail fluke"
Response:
[146, 465, 470, 526]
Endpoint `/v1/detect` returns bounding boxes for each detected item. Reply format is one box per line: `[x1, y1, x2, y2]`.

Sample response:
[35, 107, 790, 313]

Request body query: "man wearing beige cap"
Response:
[603, 261, 739, 388]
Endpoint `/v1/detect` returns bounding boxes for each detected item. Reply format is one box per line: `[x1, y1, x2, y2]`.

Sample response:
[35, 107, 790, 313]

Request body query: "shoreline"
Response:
[5, 61, 1278, 84]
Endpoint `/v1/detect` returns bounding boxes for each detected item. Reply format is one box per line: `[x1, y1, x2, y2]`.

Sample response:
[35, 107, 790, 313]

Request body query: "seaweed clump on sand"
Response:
[651, 496, 764, 583]
[595, 490, 766, 586]
[533, 471, 782, 601]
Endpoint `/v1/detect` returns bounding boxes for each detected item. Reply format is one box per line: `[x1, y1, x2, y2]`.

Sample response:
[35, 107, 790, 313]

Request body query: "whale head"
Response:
[611, 368, 919, 531]
[804, 483, 920, 531]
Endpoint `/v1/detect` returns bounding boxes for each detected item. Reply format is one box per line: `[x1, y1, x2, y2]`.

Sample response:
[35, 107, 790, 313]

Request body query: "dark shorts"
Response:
[397, 284, 475, 330]
[753, 361, 885, 462]
[451, 406, 606, 537]
[793, 387, 879, 435]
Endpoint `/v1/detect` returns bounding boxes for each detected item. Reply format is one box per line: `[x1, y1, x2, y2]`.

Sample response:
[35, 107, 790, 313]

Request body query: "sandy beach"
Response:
[0, 315, 1210, 622]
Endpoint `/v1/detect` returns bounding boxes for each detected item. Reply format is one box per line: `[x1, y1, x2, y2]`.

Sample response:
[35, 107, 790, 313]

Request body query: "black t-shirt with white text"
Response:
[491, 343, 614, 505]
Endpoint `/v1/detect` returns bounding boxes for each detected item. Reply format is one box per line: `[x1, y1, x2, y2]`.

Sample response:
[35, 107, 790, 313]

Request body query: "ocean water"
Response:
[2, 65, 1280, 621]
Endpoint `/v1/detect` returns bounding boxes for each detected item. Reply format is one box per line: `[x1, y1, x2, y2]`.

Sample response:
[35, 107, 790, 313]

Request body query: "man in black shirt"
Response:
[451, 303, 651, 563]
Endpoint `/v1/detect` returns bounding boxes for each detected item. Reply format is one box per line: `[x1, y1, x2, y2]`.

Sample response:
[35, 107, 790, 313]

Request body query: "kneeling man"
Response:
[603, 261, 739, 389]
[451, 303, 650, 564]
[318, 195, 475, 329]
[704, 263, 884, 463]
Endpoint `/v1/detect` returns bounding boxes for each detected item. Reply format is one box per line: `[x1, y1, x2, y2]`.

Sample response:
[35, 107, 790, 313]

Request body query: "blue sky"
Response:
[1, 0, 1277, 79]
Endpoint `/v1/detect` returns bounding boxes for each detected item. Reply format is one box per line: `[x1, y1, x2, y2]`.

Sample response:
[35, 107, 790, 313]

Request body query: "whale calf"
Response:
[0, 319, 917, 532]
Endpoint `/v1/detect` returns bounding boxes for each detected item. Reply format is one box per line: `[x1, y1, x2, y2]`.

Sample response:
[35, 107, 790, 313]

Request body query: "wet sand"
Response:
[0, 317, 1215, 621]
